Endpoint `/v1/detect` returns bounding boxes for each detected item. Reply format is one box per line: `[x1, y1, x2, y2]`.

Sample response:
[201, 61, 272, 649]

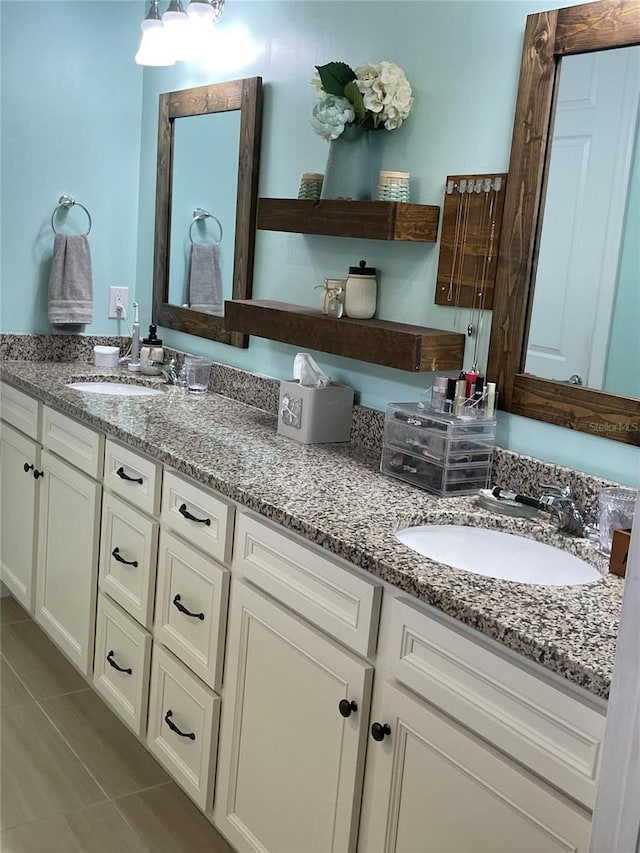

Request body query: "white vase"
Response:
[321, 125, 372, 201]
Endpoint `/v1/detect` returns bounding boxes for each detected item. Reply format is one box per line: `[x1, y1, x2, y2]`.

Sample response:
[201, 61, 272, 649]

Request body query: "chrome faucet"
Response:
[538, 484, 598, 539]
[150, 358, 184, 386]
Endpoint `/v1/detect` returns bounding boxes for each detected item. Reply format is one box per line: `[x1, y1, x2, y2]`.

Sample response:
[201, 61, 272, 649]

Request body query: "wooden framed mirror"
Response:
[487, 0, 640, 446]
[152, 76, 262, 346]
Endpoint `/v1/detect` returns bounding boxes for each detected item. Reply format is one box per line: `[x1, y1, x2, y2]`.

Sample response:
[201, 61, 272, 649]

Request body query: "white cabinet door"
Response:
[35, 449, 102, 675]
[358, 680, 592, 853]
[214, 580, 373, 853]
[0, 423, 41, 612]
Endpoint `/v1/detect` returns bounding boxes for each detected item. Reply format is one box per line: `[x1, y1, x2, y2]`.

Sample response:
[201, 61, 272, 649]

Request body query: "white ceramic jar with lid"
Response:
[344, 259, 377, 319]
[140, 324, 164, 375]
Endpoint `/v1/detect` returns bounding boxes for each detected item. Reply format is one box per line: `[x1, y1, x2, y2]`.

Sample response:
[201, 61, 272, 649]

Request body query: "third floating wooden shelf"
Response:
[257, 198, 440, 242]
[225, 300, 465, 372]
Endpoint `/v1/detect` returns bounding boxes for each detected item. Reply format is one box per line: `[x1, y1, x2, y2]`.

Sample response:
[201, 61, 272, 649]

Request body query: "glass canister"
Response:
[598, 486, 637, 556]
[344, 259, 377, 320]
[140, 324, 164, 375]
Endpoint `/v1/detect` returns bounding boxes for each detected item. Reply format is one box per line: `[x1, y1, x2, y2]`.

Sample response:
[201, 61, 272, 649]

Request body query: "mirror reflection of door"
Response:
[168, 110, 241, 312]
[525, 46, 640, 394]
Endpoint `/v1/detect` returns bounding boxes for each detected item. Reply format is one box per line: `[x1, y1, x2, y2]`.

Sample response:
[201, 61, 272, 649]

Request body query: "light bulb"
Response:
[187, 0, 214, 20]
[162, 0, 190, 61]
[135, 0, 175, 66]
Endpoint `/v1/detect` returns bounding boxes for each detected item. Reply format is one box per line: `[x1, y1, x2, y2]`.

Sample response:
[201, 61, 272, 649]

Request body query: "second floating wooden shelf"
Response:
[225, 300, 465, 372]
[257, 198, 440, 242]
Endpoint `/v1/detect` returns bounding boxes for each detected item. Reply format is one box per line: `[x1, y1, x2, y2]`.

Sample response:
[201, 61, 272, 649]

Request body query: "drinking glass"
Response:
[598, 486, 637, 556]
[185, 356, 212, 395]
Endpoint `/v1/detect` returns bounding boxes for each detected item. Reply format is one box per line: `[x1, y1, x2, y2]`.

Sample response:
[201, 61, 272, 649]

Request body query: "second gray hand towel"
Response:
[188, 242, 223, 315]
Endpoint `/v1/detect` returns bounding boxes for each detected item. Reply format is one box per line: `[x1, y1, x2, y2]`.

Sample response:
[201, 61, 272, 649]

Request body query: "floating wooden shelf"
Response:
[225, 300, 465, 372]
[257, 198, 440, 242]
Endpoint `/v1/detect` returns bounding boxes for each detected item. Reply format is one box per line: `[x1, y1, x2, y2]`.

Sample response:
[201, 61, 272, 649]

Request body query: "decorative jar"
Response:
[344, 259, 377, 319]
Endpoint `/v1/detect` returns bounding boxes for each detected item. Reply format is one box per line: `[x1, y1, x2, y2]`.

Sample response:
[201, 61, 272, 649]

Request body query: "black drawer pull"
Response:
[23, 462, 34, 473]
[33, 469, 44, 480]
[338, 699, 358, 718]
[106, 650, 132, 675]
[164, 709, 196, 740]
[371, 722, 391, 742]
[178, 503, 211, 526]
[116, 466, 143, 484]
[173, 594, 205, 621]
[111, 547, 138, 568]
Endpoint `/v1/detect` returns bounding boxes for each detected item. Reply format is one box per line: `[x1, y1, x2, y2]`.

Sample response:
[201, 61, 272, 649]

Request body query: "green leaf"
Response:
[316, 61, 356, 97]
[344, 80, 365, 121]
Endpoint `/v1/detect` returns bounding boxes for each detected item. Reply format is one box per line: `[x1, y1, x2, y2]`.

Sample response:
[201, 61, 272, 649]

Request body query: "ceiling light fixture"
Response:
[135, 0, 175, 66]
[135, 0, 225, 66]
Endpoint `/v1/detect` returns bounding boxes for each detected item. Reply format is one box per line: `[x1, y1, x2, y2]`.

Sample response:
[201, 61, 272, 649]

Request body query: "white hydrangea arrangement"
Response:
[311, 60, 414, 141]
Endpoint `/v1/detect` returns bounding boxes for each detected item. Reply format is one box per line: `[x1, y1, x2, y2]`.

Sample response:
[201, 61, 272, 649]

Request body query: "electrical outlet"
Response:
[108, 286, 129, 319]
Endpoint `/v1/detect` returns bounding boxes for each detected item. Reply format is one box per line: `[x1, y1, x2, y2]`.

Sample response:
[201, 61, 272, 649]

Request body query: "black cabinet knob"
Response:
[371, 722, 391, 742]
[338, 699, 358, 718]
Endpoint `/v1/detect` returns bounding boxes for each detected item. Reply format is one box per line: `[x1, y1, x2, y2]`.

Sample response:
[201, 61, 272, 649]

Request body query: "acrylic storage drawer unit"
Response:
[381, 402, 495, 497]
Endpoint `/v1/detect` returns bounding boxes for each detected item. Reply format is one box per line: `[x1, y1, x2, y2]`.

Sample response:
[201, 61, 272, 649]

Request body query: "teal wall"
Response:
[1, 0, 638, 486]
[0, 0, 143, 337]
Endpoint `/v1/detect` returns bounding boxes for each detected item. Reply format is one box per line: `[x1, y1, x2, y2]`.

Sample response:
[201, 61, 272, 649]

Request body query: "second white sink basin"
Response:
[66, 382, 163, 397]
[396, 525, 601, 586]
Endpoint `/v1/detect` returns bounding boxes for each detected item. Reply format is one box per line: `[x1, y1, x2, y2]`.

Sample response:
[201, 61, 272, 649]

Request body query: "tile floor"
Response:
[0, 596, 235, 852]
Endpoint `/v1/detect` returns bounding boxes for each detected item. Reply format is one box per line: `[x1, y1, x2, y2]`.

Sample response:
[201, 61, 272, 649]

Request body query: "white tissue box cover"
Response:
[278, 380, 353, 444]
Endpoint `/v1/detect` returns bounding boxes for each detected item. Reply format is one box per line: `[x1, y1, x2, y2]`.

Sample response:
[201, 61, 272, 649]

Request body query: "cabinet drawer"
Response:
[234, 512, 382, 658]
[104, 439, 161, 515]
[147, 643, 220, 812]
[42, 406, 103, 478]
[0, 382, 41, 440]
[93, 593, 152, 738]
[98, 492, 159, 629]
[154, 531, 229, 691]
[387, 597, 606, 809]
[161, 470, 234, 567]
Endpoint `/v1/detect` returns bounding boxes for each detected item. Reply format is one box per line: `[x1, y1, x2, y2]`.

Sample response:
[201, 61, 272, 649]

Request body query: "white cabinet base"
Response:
[358, 680, 592, 853]
[35, 448, 101, 675]
[215, 580, 373, 853]
[0, 423, 40, 612]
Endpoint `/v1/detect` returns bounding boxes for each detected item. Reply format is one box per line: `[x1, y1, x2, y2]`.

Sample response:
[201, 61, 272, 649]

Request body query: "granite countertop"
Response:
[0, 360, 624, 701]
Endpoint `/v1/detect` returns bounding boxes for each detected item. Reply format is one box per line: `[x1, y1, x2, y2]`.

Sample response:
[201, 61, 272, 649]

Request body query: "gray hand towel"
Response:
[188, 242, 223, 315]
[48, 233, 93, 327]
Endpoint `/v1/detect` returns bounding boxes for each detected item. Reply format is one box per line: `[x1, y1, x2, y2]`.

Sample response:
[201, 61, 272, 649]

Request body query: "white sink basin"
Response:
[66, 382, 163, 397]
[396, 525, 601, 586]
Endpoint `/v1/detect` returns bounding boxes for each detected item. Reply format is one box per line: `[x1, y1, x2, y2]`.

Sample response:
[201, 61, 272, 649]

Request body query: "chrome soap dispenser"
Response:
[140, 324, 164, 375]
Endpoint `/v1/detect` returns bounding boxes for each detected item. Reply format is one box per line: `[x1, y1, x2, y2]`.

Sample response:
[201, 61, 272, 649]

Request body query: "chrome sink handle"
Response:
[539, 483, 572, 499]
[537, 483, 597, 539]
[150, 357, 179, 384]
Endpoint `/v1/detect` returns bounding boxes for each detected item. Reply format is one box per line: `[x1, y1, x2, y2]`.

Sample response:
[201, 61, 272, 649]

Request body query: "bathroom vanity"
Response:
[0, 359, 620, 852]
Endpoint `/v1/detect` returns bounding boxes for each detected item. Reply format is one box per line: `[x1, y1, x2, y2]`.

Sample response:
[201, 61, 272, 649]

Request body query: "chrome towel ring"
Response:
[51, 194, 92, 236]
[189, 208, 223, 246]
